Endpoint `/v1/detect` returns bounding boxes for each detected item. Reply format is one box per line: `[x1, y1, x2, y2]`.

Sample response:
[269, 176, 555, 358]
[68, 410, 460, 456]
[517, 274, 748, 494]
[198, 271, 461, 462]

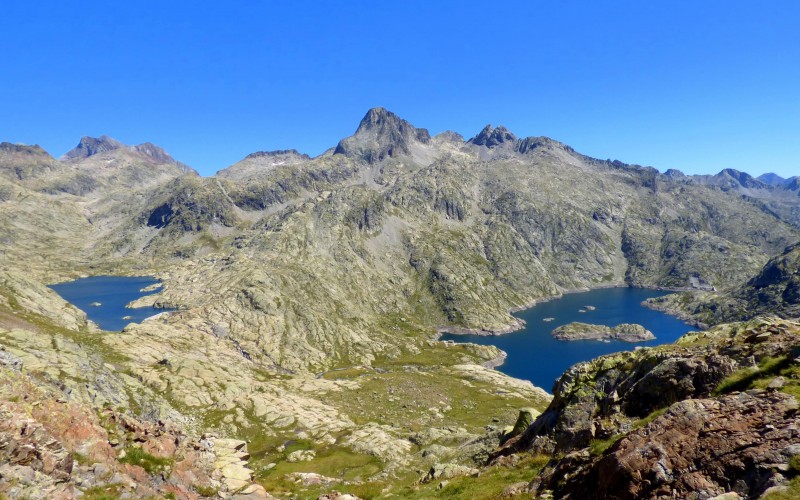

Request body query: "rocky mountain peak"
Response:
[133, 143, 197, 175]
[334, 107, 431, 162]
[758, 172, 786, 186]
[468, 125, 517, 147]
[716, 168, 766, 189]
[62, 135, 125, 160]
[664, 168, 687, 179]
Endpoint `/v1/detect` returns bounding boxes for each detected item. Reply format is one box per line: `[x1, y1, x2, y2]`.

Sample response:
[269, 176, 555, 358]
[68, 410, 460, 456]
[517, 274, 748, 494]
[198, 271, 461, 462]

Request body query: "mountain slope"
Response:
[648, 241, 800, 326]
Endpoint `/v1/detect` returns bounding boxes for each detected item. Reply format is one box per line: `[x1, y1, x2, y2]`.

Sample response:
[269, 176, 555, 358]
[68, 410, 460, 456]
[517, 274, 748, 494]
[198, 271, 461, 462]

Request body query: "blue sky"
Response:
[1, 1, 798, 177]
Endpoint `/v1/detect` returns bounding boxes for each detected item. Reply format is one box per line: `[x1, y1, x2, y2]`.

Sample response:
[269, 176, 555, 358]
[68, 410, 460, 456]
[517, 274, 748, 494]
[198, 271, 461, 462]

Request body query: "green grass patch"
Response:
[589, 434, 624, 456]
[194, 484, 219, 497]
[118, 447, 173, 475]
[790, 454, 800, 473]
[257, 446, 383, 496]
[398, 454, 550, 499]
[713, 355, 793, 395]
[79, 485, 123, 500]
[763, 476, 800, 500]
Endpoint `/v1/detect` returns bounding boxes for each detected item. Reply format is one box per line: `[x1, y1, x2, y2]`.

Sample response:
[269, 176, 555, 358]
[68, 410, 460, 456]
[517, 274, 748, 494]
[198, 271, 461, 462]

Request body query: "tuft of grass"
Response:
[713, 355, 792, 395]
[80, 485, 122, 500]
[118, 447, 173, 475]
[762, 476, 800, 500]
[194, 484, 219, 498]
[790, 454, 800, 473]
[632, 407, 668, 430]
[589, 434, 624, 456]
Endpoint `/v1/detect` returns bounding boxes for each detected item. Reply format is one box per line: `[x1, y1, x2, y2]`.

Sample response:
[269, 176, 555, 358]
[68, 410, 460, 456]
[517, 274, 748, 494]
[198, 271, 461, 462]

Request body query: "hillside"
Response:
[648, 241, 800, 327]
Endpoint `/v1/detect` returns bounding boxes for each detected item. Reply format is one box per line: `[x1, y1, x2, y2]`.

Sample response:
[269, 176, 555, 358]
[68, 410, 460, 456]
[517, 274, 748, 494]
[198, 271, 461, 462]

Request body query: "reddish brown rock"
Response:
[547, 391, 800, 499]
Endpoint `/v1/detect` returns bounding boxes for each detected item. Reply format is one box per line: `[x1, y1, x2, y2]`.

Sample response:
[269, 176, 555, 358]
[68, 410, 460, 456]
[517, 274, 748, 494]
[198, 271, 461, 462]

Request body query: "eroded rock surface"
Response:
[548, 391, 800, 499]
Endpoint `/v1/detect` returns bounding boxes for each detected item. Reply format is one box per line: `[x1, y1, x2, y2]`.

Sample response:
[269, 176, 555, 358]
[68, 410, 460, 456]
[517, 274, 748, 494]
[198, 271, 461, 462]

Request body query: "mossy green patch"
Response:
[714, 355, 794, 395]
[118, 447, 173, 475]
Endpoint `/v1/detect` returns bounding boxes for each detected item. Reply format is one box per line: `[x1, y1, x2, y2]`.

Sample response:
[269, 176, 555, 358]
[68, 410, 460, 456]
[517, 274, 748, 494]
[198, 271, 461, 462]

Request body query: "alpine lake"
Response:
[440, 287, 694, 391]
[49, 275, 173, 332]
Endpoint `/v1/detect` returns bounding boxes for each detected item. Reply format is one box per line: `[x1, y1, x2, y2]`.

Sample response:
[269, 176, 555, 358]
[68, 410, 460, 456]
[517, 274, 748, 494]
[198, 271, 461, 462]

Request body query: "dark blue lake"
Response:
[49, 275, 172, 331]
[440, 288, 693, 392]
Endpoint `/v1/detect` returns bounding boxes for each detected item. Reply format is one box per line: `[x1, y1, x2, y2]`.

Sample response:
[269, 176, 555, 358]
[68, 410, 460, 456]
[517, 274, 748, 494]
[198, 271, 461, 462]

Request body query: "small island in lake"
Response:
[551, 322, 656, 342]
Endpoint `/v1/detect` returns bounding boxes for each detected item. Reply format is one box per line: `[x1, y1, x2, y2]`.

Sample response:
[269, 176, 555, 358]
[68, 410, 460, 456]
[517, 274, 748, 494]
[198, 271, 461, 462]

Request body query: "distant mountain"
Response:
[0, 142, 60, 182]
[758, 172, 786, 186]
[216, 149, 311, 180]
[61, 135, 125, 160]
[688, 168, 767, 190]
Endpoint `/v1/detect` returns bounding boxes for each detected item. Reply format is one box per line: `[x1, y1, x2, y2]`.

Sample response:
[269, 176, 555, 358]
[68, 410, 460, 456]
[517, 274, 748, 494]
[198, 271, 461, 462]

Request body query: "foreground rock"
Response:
[490, 317, 800, 499]
[543, 391, 800, 499]
[551, 322, 655, 342]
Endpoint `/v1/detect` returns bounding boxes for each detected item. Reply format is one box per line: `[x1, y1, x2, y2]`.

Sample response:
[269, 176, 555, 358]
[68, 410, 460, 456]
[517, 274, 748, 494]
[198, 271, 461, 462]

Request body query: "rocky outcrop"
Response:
[215, 150, 312, 180]
[0, 365, 271, 499]
[551, 322, 655, 342]
[334, 107, 431, 162]
[498, 317, 799, 456]
[544, 391, 800, 499]
[468, 125, 517, 147]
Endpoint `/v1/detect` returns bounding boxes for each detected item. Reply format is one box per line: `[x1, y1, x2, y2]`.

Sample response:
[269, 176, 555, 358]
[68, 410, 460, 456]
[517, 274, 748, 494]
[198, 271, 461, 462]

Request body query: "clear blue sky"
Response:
[2, 1, 798, 177]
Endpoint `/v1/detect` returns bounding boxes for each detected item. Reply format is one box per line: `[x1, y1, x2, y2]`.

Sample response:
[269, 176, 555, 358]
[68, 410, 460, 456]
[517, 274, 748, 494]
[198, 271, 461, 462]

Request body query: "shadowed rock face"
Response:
[468, 125, 517, 147]
[334, 107, 432, 162]
[62, 135, 125, 159]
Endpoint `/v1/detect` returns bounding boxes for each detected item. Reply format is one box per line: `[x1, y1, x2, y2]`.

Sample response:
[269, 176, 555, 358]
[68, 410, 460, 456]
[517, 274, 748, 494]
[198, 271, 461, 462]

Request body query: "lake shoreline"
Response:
[436, 287, 695, 387]
[436, 283, 691, 338]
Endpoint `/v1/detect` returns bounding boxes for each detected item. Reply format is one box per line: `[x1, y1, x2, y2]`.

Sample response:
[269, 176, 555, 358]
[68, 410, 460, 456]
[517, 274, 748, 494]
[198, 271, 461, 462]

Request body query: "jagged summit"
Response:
[61, 135, 125, 160]
[664, 168, 687, 179]
[468, 125, 517, 147]
[334, 107, 431, 162]
[132, 142, 196, 174]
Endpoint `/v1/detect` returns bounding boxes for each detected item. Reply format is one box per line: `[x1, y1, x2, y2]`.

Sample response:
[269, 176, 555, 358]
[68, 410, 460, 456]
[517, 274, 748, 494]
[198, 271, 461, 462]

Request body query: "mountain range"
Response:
[1, 108, 799, 498]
